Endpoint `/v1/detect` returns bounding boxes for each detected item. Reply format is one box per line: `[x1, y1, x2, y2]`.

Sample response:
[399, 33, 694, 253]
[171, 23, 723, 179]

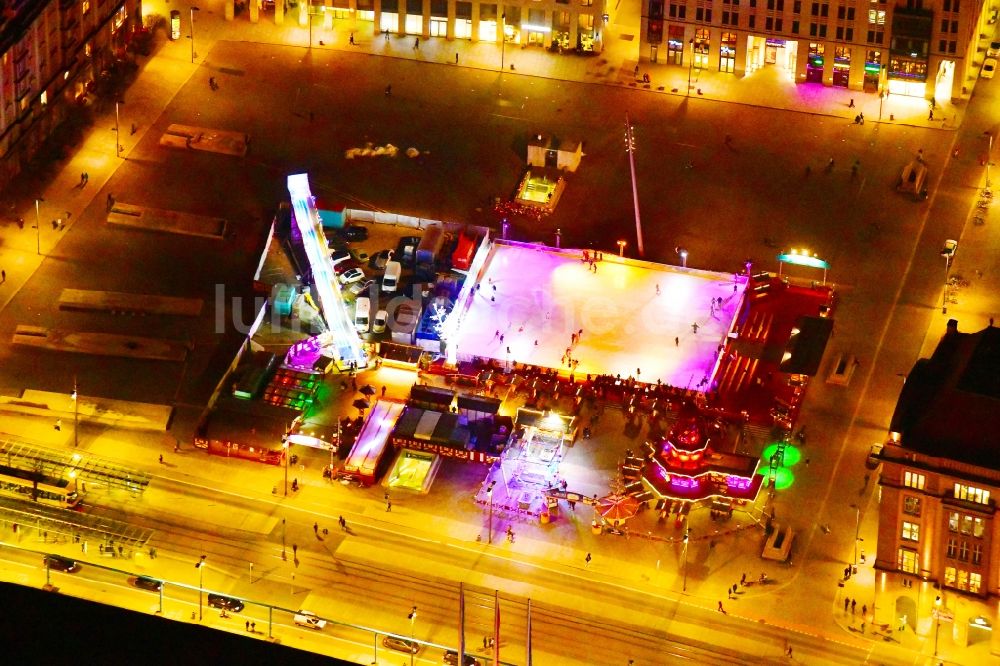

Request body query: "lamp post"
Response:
[682, 527, 690, 591]
[985, 131, 993, 190]
[71, 377, 78, 448]
[486, 480, 497, 544]
[114, 99, 123, 158]
[687, 39, 695, 96]
[851, 503, 861, 572]
[407, 606, 418, 666]
[617, 239, 627, 257]
[933, 595, 942, 657]
[34, 197, 43, 255]
[940, 240, 956, 315]
[195, 555, 207, 620]
[500, 13, 507, 72]
[675, 246, 688, 268]
[189, 6, 200, 64]
[624, 113, 645, 257]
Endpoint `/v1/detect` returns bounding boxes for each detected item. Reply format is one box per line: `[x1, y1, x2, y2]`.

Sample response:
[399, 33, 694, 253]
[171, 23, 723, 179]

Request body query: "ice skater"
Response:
[656, 284, 660, 295]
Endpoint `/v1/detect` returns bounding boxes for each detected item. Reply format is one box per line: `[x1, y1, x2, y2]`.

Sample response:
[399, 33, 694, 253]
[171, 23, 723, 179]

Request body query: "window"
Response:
[749, 15, 755, 27]
[944, 566, 956, 586]
[847, 7, 855, 18]
[846, 28, 853, 40]
[949, 41, 957, 54]
[904, 471, 925, 490]
[810, 22, 817, 35]
[904, 495, 921, 515]
[972, 543, 982, 565]
[939, 39, 947, 52]
[973, 517, 984, 538]
[792, 19, 799, 32]
[948, 512, 959, 531]
[958, 569, 968, 590]
[821, 3, 828, 16]
[960, 515, 973, 535]
[838, 5, 845, 17]
[767, 16, 773, 29]
[897, 548, 918, 573]
[820, 24, 827, 37]
[83, 0, 91, 13]
[901, 521, 919, 541]
[939, 19, 947, 32]
[837, 26, 844, 40]
[723, 10, 731, 23]
[868, 9, 885, 24]
[794, 0, 801, 10]
[777, 0, 784, 8]
[959, 540, 969, 561]
[951, 20, 958, 33]
[777, 18, 783, 30]
[812, 1, 818, 12]
[946, 537, 958, 558]
[954, 484, 990, 505]
[970, 572, 982, 593]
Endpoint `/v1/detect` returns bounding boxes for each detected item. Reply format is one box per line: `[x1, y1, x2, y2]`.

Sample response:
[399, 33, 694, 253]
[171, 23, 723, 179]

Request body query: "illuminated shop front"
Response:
[692, 28, 710, 68]
[887, 56, 928, 97]
[864, 49, 883, 92]
[666, 26, 685, 65]
[719, 32, 737, 73]
[806, 42, 824, 83]
[833, 46, 850, 87]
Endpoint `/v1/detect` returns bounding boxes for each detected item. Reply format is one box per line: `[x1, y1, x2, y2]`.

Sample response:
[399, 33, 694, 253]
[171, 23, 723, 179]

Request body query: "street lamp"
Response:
[940, 239, 957, 315]
[500, 13, 507, 72]
[624, 113, 645, 257]
[407, 606, 418, 666]
[617, 239, 627, 257]
[687, 39, 695, 96]
[195, 555, 207, 620]
[850, 503, 862, 572]
[189, 6, 200, 64]
[34, 197, 43, 256]
[933, 595, 943, 656]
[984, 131, 993, 190]
[486, 480, 497, 544]
[114, 99, 124, 158]
[675, 246, 689, 268]
[71, 377, 78, 448]
[682, 527, 690, 591]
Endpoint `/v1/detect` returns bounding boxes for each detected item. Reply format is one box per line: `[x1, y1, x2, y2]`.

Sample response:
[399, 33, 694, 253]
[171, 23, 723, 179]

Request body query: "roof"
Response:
[198, 398, 299, 449]
[392, 407, 468, 448]
[890, 321, 1000, 468]
[778, 316, 833, 376]
[527, 132, 582, 153]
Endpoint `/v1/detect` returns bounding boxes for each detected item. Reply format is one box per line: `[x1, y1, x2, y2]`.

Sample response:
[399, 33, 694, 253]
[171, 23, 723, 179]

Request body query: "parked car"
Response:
[207, 594, 245, 613]
[442, 651, 482, 666]
[982, 57, 997, 79]
[866, 442, 885, 470]
[382, 636, 419, 654]
[43, 554, 79, 573]
[334, 259, 361, 274]
[368, 249, 393, 271]
[351, 248, 370, 264]
[339, 267, 366, 285]
[337, 224, 369, 242]
[989, 40, 1000, 58]
[130, 576, 163, 592]
[293, 610, 327, 630]
[330, 248, 352, 265]
[349, 279, 375, 297]
[373, 309, 388, 333]
[396, 236, 420, 266]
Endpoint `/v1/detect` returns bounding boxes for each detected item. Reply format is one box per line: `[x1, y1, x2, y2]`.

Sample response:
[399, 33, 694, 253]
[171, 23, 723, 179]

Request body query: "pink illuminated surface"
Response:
[449, 243, 748, 388]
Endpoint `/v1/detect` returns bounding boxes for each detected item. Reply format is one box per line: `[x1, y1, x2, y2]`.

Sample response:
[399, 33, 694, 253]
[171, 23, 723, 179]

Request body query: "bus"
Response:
[0, 464, 83, 508]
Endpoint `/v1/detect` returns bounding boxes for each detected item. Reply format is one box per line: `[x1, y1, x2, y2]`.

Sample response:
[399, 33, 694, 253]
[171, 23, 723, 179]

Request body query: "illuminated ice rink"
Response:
[450, 243, 748, 388]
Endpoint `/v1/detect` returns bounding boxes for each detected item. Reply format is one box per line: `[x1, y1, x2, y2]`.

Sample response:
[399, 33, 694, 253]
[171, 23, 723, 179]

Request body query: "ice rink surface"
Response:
[449, 243, 748, 388]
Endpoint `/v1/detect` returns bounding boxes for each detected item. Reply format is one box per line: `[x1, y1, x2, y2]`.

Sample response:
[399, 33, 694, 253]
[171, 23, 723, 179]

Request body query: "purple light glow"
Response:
[727, 475, 752, 490]
[670, 476, 700, 490]
[447, 242, 747, 387]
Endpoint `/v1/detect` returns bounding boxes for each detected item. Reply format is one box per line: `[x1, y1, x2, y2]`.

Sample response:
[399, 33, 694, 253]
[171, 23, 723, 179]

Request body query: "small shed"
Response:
[527, 133, 582, 172]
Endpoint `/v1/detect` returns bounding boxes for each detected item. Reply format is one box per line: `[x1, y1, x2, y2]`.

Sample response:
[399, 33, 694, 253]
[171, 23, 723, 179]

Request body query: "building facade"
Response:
[639, 0, 995, 100]
[874, 321, 1000, 653]
[232, 0, 610, 53]
[0, 0, 143, 190]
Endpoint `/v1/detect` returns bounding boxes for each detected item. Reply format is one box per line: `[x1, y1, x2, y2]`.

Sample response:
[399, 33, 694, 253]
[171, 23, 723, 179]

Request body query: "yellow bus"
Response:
[0, 464, 83, 509]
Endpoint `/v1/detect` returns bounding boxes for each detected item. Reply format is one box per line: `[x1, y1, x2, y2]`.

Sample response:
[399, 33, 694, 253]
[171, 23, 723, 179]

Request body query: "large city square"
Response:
[0, 1, 999, 665]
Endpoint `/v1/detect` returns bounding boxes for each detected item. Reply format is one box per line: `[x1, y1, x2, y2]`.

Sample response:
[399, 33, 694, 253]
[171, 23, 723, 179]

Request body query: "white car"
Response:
[989, 41, 1000, 59]
[294, 610, 327, 630]
[349, 279, 375, 297]
[982, 57, 997, 79]
[373, 309, 388, 333]
[338, 267, 365, 285]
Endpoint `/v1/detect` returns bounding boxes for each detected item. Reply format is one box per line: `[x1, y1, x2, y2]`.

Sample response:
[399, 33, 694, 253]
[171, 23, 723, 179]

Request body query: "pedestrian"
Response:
[718, 601, 725, 613]
[692, 322, 699, 333]
[246, 620, 250, 631]
[506, 346, 511, 354]
[656, 284, 660, 295]
[385, 28, 390, 41]
[251, 621, 256, 632]
[862, 604, 867, 617]
[494, 330, 499, 339]
[1, 270, 5, 282]
[313, 522, 318, 534]
[844, 597, 850, 612]
[499, 334, 504, 343]
[339, 515, 346, 530]
[349, 33, 355, 45]
[674, 337, 679, 347]
[634, 64, 639, 79]
[381, 385, 387, 397]
[107, 193, 114, 211]
[860, 621, 865, 634]
[414, 37, 420, 49]
[80, 172, 86, 186]
[740, 572, 747, 586]
[54, 419, 62, 431]
[849, 98, 855, 108]
[859, 112, 864, 124]
[585, 552, 592, 565]
[455, 52, 459, 64]
[786, 645, 793, 657]
[534, 340, 538, 346]
[483, 636, 489, 650]
[851, 599, 856, 614]
[386, 500, 392, 512]
[158, 454, 163, 464]
[130, 122, 137, 135]
[929, 109, 934, 120]
[292, 544, 298, 556]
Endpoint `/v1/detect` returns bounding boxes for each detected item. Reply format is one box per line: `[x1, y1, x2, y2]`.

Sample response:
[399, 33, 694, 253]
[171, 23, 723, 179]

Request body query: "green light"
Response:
[756, 464, 796, 489]
[761, 443, 803, 466]
[777, 252, 830, 270]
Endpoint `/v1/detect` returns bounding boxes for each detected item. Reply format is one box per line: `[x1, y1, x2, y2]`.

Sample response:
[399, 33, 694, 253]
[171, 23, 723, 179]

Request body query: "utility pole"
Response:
[189, 6, 200, 64]
[624, 113, 645, 258]
[72, 376, 79, 448]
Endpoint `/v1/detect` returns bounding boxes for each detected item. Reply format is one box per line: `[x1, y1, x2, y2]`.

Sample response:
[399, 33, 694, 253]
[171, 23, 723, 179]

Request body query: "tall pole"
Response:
[34, 198, 42, 256]
[284, 440, 289, 496]
[942, 252, 951, 314]
[487, 481, 496, 544]
[852, 504, 860, 568]
[687, 39, 694, 96]
[986, 132, 993, 190]
[189, 7, 200, 64]
[196, 555, 206, 621]
[933, 595, 942, 657]
[458, 583, 466, 666]
[624, 113, 645, 258]
[72, 376, 78, 448]
[500, 14, 506, 71]
[525, 598, 532, 666]
[408, 606, 417, 666]
[681, 527, 691, 592]
[114, 101, 122, 158]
